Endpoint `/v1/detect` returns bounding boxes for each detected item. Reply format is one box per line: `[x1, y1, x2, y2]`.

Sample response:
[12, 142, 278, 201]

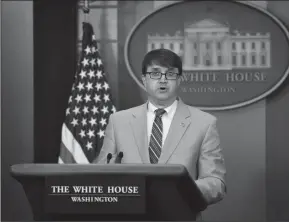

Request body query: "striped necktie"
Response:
[149, 108, 166, 164]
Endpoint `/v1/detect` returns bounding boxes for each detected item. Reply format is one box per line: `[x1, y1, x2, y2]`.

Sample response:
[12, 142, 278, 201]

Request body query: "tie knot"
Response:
[155, 108, 166, 117]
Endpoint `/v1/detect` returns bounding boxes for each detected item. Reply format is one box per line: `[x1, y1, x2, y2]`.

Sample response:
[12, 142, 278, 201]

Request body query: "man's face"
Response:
[142, 64, 181, 104]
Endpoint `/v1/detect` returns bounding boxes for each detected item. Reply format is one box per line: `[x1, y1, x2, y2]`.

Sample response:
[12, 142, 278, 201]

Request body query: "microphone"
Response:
[106, 153, 112, 164]
[116, 152, 123, 163]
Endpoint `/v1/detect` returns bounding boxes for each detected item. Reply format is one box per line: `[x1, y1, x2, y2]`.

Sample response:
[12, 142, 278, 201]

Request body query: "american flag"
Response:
[59, 22, 116, 164]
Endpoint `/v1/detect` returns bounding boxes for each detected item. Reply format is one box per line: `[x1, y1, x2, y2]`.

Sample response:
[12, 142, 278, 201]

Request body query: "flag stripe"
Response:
[58, 157, 64, 164]
[61, 123, 89, 163]
[59, 141, 77, 164]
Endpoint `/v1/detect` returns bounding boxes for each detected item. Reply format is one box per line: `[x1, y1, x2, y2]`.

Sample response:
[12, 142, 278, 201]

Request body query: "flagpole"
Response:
[83, 0, 90, 21]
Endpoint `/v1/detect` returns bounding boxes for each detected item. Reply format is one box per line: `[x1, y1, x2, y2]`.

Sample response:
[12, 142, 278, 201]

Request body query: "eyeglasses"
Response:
[145, 71, 179, 80]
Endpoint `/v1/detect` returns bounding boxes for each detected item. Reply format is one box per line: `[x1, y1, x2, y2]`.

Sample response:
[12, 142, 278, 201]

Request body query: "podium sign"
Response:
[45, 175, 145, 214]
[11, 164, 205, 220]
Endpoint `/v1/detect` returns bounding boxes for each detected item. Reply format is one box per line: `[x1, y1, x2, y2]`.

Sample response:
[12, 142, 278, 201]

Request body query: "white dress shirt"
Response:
[147, 100, 178, 147]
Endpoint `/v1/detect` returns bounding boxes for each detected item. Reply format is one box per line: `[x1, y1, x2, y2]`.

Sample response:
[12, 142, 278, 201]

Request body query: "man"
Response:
[95, 49, 226, 207]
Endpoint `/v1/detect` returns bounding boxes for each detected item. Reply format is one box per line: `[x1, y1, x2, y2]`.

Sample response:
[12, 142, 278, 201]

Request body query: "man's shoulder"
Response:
[110, 104, 145, 119]
[184, 104, 217, 123]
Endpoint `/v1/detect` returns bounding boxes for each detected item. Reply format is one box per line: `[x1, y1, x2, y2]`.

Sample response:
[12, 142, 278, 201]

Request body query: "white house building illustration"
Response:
[147, 19, 271, 70]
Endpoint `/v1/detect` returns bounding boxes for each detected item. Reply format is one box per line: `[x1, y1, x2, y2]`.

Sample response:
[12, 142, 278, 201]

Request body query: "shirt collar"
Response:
[148, 100, 178, 118]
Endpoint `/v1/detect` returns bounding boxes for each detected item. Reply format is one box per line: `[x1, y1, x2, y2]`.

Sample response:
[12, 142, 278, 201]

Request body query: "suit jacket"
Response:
[95, 100, 226, 206]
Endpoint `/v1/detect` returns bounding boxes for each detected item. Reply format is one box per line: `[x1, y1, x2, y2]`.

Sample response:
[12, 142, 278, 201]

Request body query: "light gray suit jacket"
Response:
[95, 100, 226, 205]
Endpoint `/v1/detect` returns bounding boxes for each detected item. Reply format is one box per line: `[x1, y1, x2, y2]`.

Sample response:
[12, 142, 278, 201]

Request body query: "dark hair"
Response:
[142, 49, 182, 75]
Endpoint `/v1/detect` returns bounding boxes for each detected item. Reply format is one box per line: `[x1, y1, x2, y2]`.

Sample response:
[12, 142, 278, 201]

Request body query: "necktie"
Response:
[149, 108, 166, 164]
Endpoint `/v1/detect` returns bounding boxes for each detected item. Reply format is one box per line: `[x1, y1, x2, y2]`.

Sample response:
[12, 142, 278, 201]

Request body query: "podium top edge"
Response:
[10, 164, 188, 176]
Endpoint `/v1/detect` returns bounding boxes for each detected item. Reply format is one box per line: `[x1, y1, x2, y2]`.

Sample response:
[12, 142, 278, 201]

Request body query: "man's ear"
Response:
[142, 75, 146, 87]
[177, 75, 181, 86]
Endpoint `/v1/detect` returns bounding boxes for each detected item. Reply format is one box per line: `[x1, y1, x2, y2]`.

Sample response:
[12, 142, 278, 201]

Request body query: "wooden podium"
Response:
[10, 164, 207, 221]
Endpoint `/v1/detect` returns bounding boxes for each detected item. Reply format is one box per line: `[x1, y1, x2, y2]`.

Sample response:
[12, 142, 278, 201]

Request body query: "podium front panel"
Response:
[11, 164, 205, 220]
[45, 175, 145, 214]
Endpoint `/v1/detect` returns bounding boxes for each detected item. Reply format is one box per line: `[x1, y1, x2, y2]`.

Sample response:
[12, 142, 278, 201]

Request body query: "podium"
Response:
[10, 164, 207, 221]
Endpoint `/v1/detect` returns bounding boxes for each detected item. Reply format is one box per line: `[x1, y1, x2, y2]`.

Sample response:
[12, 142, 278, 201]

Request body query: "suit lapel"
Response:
[129, 103, 150, 163]
[159, 100, 191, 163]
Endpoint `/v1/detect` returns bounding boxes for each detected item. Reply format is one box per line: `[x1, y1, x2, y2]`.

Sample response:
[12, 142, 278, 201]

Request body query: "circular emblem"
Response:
[124, 1, 289, 110]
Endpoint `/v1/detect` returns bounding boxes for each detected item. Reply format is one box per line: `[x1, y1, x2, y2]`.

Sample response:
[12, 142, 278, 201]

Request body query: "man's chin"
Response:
[156, 94, 169, 100]
[156, 94, 175, 102]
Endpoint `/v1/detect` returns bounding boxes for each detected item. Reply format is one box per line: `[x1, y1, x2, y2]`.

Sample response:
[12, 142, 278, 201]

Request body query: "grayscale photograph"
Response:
[1, 1, 289, 221]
